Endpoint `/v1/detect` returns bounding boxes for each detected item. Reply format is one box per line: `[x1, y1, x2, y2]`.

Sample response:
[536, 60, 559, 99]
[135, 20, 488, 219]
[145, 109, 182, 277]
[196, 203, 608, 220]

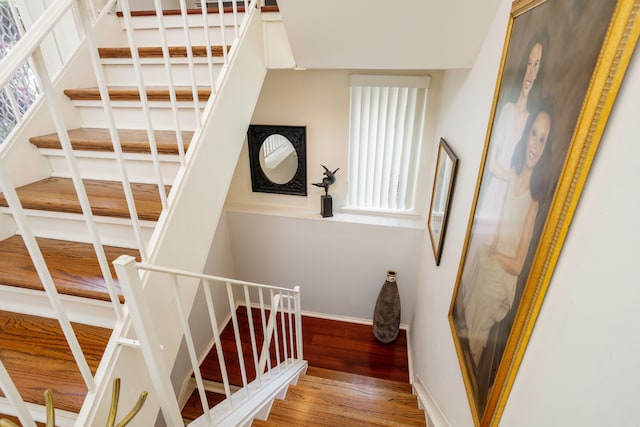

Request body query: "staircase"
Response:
[0, 2, 426, 425]
[175, 308, 425, 426]
[253, 367, 426, 426]
[0, 1, 267, 424]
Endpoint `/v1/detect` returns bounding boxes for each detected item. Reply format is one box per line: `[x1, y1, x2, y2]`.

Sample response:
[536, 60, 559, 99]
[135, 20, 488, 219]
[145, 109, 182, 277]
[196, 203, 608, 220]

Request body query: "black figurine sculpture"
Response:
[312, 164, 339, 217]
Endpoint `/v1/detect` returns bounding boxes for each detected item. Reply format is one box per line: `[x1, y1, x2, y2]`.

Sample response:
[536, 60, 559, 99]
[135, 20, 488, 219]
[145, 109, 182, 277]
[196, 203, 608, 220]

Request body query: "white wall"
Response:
[226, 69, 351, 211]
[409, 0, 640, 425]
[226, 209, 423, 324]
[224, 69, 441, 325]
[226, 69, 438, 215]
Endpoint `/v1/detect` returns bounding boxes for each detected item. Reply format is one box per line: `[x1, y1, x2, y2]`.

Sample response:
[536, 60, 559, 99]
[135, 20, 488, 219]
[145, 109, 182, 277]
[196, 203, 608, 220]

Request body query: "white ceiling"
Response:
[274, 0, 503, 70]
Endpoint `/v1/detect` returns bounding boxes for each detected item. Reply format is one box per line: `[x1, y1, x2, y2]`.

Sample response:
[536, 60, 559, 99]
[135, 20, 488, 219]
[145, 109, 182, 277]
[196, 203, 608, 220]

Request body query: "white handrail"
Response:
[112, 256, 184, 427]
[114, 254, 304, 425]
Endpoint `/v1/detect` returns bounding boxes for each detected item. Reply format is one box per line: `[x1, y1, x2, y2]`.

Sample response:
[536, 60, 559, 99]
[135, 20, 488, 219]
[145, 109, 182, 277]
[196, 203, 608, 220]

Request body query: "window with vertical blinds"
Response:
[345, 75, 429, 214]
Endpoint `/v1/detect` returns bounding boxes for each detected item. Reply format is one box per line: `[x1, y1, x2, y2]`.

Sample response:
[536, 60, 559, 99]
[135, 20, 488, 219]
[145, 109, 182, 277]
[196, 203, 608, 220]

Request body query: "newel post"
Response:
[113, 255, 183, 427]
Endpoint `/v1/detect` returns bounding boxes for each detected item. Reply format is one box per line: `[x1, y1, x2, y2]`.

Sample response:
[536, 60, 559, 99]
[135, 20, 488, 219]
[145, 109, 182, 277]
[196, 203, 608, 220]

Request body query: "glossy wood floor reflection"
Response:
[301, 315, 409, 383]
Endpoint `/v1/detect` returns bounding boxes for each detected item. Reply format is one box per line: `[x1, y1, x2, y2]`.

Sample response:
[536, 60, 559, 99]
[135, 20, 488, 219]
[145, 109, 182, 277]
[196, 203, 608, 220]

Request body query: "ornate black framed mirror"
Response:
[247, 125, 307, 196]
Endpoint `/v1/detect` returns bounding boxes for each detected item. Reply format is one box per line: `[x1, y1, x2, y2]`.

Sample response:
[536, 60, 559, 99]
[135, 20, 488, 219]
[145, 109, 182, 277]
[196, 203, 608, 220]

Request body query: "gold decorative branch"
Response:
[0, 378, 147, 427]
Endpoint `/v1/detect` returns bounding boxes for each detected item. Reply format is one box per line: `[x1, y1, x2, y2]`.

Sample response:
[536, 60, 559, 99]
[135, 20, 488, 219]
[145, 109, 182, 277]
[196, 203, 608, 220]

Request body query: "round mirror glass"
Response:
[259, 134, 298, 184]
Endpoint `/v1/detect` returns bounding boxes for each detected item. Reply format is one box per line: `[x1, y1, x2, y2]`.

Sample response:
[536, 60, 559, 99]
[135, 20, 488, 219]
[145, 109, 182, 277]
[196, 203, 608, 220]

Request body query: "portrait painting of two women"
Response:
[448, 0, 636, 425]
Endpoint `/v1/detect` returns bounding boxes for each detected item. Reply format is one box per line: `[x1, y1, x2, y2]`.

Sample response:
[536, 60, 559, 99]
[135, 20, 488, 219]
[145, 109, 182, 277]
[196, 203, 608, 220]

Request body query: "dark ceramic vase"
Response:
[373, 270, 401, 343]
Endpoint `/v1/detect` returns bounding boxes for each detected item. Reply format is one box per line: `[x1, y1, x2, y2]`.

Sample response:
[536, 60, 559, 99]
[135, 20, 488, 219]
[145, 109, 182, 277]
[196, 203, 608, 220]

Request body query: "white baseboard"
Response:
[298, 308, 410, 331]
[412, 375, 451, 427]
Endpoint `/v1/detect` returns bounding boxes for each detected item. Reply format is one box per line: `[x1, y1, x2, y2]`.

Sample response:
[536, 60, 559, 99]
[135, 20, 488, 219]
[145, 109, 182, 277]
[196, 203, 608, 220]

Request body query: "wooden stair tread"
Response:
[0, 235, 139, 302]
[0, 176, 166, 221]
[0, 310, 111, 413]
[304, 366, 413, 394]
[268, 377, 425, 427]
[29, 128, 193, 155]
[288, 380, 421, 413]
[63, 86, 211, 102]
[98, 45, 229, 58]
[267, 397, 421, 427]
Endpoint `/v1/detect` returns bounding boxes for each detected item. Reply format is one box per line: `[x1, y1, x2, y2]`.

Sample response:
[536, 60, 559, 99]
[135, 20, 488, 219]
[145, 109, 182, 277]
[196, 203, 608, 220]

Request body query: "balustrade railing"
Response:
[0, 0, 263, 424]
[114, 255, 304, 426]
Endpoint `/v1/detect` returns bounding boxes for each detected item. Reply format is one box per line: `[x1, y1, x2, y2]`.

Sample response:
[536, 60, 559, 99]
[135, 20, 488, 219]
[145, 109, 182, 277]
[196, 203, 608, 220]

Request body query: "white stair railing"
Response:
[113, 254, 304, 426]
[0, 0, 262, 423]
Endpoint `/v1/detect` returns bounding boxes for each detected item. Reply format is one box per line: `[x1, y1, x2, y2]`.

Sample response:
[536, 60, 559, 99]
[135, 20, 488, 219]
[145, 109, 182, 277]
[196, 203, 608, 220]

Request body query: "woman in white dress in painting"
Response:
[462, 100, 554, 369]
[471, 30, 549, 254]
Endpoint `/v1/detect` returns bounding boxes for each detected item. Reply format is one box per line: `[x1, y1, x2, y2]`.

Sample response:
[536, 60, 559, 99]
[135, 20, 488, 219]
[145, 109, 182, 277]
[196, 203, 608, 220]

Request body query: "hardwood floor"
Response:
[301, 315, 409, 383]
[196, 307, 409, 386]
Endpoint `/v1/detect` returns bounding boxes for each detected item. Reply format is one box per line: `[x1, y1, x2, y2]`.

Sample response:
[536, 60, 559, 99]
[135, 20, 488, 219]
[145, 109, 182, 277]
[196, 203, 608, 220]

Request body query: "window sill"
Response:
[224, 203, 425, 230]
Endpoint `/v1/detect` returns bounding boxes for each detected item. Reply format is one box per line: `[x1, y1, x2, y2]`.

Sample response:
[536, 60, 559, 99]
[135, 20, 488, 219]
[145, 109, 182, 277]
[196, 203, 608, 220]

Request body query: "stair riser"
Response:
[120, 13, 244, 46]
[0, 285, 117, 329]
[2, 209, 155, 249]
[130, 26, 240, 47]
[71, 102, 205, 131]
[101, 61, 223, 87]
[42, 149, 182, 185]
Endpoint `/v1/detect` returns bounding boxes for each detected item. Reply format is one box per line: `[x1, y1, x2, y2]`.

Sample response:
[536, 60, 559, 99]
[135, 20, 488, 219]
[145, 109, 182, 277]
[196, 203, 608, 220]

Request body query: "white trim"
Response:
[406, 324, 414, 385]
[67, 99, 209, 109]
[350, 74, 431, 89]
[413, 375, 451, 427]
[39, 148, 181, 163]
[0, 207, 155, 249]
[0, 284, 117, 328]
[299, 307, 410, 331]
[99, 56, 223, 65]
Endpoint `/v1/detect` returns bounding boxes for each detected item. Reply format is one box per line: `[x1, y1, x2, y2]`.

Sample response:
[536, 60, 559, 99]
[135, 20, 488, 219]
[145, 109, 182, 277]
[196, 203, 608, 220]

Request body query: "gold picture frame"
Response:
[428, 138, 459, 266]
[448, 0, 639, 425]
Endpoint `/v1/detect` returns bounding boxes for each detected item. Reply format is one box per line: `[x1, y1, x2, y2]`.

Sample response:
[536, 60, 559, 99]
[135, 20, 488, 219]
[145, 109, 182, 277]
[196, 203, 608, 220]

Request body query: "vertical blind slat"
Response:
[347, 78, 427, 213]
